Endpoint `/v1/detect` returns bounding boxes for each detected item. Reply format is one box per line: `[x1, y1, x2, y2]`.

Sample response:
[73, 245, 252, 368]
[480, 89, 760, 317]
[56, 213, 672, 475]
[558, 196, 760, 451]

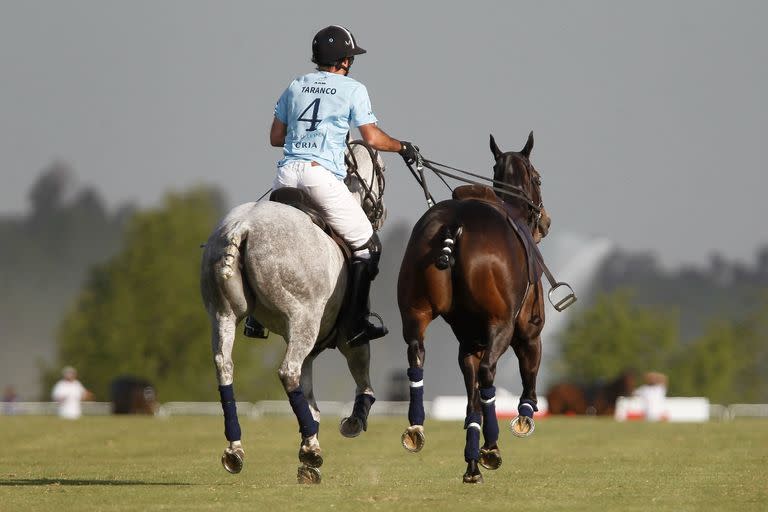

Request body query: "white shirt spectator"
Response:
[633, 372, 668, 421]
[52, 369, 89, 419]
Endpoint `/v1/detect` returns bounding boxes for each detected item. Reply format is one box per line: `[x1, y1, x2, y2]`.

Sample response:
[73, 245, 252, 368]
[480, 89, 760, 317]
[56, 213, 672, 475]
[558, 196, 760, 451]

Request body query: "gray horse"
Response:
[200, 143, 386, 484]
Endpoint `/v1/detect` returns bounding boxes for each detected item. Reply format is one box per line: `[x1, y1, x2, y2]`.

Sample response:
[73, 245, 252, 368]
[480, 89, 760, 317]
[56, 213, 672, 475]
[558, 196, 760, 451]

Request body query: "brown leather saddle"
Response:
[452, 184, 543, 284]
[269, 187, 353, 264]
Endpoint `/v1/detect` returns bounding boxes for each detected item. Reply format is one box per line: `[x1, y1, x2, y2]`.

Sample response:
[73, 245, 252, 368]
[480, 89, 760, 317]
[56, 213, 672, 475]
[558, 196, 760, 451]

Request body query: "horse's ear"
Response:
[521, 131, 534, 158]
[490, 134, 502, 160]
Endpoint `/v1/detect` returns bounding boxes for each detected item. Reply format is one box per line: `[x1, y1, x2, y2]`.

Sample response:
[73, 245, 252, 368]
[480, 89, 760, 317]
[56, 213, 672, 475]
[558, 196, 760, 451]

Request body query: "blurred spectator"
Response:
[633, 371, 668, 421]
[2, 385, 17, 415]
[51, 366, 93, 419]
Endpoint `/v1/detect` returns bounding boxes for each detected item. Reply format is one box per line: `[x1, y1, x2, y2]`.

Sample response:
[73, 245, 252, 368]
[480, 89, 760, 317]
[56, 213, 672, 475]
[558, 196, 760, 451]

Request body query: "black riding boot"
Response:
[243, 315, 269, 339]
[346, 257, 388, 347]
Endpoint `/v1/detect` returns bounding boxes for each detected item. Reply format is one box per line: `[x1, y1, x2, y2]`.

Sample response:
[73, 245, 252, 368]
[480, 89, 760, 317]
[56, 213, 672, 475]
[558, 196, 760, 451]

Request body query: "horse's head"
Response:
[345, 141, 387, 231]
[490, 132, 550, 242]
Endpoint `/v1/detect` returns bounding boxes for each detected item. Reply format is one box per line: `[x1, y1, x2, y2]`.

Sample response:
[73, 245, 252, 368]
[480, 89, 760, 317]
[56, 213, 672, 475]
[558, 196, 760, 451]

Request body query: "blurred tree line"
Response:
[8, 163, 767, 403]
[43, 187, 285, 401]
[556, 289, 768, 403]
[0, 163, 131, 399]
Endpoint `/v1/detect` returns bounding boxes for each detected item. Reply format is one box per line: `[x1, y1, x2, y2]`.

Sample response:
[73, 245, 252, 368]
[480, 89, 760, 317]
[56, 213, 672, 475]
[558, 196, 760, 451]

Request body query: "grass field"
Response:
[0, 415, 766, 511]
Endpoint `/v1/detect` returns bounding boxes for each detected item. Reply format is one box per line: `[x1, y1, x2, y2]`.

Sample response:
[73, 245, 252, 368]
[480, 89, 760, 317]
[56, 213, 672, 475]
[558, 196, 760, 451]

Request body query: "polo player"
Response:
[243, 25, 419, 345]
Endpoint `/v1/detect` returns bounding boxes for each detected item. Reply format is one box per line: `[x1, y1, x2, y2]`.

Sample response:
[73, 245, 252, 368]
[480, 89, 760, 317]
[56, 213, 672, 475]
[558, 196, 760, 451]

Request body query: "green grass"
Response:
[0, 416, 766, 511]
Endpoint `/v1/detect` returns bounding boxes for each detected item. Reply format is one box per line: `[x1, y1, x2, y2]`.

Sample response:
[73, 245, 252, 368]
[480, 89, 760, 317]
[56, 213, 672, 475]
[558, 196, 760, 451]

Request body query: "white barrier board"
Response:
[615, 396, 710, 422]
[432, 391, 549, 421]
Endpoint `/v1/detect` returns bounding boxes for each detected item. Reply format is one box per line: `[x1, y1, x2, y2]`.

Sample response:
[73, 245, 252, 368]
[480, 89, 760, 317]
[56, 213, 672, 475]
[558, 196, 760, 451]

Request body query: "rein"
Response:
[419, 158, 543, 213]
[345, 139, 386, 230]
[406, 154, 544, 233]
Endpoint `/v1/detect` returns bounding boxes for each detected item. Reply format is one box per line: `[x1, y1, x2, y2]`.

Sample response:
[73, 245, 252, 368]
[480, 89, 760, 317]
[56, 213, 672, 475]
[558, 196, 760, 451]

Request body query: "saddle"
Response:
[451, 184, 543, 284]
[269, 187, 353, 264]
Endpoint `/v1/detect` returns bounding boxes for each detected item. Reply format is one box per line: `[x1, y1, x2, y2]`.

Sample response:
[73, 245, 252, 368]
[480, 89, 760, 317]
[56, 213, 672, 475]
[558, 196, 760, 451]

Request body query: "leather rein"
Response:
[345, 139, 386, 230]
[408, 155, 544, 232]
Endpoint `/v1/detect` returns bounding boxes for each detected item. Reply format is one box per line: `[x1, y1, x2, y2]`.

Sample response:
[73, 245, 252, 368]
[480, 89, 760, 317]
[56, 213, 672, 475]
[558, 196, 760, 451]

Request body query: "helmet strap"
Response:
[337, 57, 353, 75]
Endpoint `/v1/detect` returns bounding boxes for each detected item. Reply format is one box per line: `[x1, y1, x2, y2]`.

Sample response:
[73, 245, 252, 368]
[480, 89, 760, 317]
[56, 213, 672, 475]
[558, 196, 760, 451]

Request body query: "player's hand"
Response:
[398, 141, 420, 166]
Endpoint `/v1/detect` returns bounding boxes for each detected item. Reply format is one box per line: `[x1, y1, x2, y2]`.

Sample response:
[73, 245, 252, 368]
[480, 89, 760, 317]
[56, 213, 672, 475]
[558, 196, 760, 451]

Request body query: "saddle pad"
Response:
[452, 184, 542, 284]
[506, 217, 543, 285]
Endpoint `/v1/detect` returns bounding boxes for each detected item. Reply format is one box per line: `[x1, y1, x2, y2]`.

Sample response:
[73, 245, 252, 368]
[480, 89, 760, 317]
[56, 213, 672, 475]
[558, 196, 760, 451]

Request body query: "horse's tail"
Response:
[435, 225, 463, 270]
[215, 219, 249, 282]
[200, 213, 251, 316]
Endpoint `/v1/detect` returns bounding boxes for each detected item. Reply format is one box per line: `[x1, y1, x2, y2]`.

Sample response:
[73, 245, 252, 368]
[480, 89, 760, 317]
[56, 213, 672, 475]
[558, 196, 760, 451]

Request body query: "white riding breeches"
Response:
[273, 160, 373, 252]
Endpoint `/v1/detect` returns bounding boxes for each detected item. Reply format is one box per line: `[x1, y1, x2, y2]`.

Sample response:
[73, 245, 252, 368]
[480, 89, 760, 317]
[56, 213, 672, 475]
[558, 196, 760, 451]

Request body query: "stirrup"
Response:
[243, 317, 269, 339]
[348, 312, 388, 347]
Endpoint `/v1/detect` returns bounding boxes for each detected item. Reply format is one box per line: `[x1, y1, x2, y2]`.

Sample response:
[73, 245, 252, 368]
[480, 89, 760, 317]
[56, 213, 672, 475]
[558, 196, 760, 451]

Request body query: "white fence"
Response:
[2, 400, 767, 421]
[0, 400, 414, 418]
[615, 396, 711, 422]
[156, 400, 414, 419]
[1, 401, 112, 416]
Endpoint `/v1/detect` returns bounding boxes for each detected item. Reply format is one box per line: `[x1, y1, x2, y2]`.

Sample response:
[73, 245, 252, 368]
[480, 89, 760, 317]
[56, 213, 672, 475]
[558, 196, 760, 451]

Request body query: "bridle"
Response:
[508, 158, 544, 232]
[345, 139, 386, 230]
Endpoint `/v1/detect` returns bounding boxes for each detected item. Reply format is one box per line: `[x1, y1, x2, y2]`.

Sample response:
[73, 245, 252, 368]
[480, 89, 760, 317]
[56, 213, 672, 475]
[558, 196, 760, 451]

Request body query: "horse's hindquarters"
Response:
[239, 202, 347, 339]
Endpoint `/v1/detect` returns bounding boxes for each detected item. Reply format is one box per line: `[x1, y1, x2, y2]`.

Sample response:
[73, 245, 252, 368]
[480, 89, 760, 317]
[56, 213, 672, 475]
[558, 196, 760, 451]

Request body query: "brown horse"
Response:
[398, 133, 548, 483]
[547, 371, 637, 416]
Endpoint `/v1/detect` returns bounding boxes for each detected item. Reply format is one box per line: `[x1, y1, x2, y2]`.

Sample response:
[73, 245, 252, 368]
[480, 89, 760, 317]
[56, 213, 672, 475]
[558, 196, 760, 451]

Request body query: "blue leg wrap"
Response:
[464, 412, 482, 462]
[519, 398, 538, 418]
[407, 367, 425, 426]
[218, 384, 242, 442]
[479, 386, 499, 445]
[287, 388, 319, 438]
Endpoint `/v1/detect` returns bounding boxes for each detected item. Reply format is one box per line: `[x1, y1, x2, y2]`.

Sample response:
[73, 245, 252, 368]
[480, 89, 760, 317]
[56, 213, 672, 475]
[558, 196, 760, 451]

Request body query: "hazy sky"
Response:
[1, 1, 766, 269]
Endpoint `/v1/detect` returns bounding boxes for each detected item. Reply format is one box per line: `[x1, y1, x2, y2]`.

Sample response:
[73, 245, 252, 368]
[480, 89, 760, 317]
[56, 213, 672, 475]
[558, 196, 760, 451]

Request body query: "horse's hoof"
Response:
[298, 447, 324, 468]
[401, 425, 425, 453]
[297, 465, 321, 484]
[221, 447, 244, 474]
[339, 416, 364, 438]
[510, 415, 535, 438]
[462, 471, 484, 484]
[479, 448, 502, 470]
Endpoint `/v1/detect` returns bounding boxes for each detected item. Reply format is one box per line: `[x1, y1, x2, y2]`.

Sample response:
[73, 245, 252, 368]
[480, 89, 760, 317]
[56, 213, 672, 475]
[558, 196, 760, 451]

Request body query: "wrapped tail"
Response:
[215, 220, 248, 281]
[435, 225, 462, 270]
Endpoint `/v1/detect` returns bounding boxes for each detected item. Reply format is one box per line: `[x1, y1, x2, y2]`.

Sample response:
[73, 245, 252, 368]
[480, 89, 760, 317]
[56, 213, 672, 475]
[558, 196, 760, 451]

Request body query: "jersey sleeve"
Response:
[350, 84, 378, 127]
[274, 87, 290, 124]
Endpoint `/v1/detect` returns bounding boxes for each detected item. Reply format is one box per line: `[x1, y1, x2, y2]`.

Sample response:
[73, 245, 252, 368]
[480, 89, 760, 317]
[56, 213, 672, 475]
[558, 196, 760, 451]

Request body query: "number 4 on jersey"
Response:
[298, 98, 322, 131]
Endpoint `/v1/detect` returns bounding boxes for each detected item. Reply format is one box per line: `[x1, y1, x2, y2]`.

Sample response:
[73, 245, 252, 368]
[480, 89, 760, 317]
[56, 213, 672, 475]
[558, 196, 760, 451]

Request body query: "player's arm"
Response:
[359, 123, 419, 165]
[270, 117, 287, 147]
[358, 123, 402, 153]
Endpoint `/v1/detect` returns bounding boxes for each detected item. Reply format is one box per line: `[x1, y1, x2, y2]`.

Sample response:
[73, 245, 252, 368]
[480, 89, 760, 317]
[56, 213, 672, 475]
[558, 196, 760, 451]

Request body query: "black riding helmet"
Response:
[312, 25, 367, 66]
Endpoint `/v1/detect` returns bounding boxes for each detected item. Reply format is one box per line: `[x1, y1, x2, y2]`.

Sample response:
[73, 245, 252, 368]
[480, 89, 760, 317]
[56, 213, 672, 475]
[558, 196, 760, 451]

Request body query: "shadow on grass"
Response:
[0, 478, 192, 486]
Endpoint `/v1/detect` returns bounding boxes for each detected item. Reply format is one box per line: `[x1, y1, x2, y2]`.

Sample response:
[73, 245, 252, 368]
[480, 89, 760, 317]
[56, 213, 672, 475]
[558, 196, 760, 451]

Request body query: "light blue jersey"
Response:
[274, 71, 378, 178]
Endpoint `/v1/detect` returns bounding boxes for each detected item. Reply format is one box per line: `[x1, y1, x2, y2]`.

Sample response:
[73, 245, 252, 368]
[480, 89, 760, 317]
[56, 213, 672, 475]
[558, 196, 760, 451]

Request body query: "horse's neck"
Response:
[346, 143, 384, 228]
[348, 147, 377, 193]
[346, 175, 367, 205]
